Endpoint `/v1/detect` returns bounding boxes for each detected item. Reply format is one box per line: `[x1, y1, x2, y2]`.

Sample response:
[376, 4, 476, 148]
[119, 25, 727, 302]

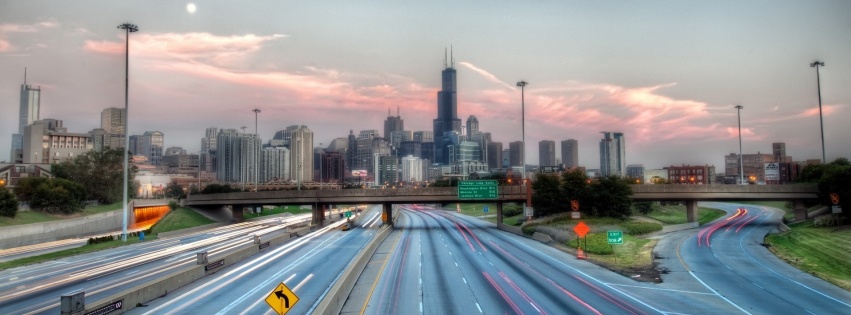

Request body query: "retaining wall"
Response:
[0, 210, 124, 249]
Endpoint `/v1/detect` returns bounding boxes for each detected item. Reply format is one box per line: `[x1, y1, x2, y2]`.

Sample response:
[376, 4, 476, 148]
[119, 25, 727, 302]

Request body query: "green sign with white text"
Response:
[607, 230, 623, 244]
[458, 180, 498, 200]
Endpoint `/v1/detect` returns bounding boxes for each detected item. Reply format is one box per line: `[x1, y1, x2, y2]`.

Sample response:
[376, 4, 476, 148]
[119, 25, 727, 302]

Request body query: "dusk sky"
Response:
[2, 1, 849, 171]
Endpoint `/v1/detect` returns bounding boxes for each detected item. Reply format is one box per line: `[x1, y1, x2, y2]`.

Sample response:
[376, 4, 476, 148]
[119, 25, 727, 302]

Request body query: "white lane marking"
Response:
[476, 303, 482, 313]
[752, 283, 764, 290]
[8, 277, 17, 281]
[530, 302, 541, 312]
[688, 270, 752, 314]
[420, 302, 423, 313]
[607, 283, 716, 295]
[462, 277, 467, 284]
[126, 270, 139, 276]
[454, 262, 458, 267]
[293, 274, 313, 292]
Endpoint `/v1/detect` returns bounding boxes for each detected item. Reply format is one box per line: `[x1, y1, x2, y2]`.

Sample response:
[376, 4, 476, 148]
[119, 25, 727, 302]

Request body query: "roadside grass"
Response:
[0, 202, 122, 227]
[645, 204, 726, 225]
[450, 202, 525, 225]
[766, 221, 851, 291]
[0, 237, 150, 271]
[151, 207, 216, 235]
[242, 205, 311, 219]
[566, 233, 656, 268]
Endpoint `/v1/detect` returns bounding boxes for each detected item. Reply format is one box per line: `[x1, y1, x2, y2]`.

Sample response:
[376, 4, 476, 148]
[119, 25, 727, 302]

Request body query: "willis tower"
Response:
[433, 48, 462, 165]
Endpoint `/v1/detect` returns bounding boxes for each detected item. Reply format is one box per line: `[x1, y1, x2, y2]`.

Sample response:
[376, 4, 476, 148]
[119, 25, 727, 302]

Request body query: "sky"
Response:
[1, 0, 850, 171]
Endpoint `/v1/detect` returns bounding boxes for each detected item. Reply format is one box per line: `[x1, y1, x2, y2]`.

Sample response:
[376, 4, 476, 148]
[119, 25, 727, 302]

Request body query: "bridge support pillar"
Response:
[496, 202, 503, 225]
[794, 200, 808, 221]
[312, 204, 326, 226]
[230, 205, 244, 223]
[382, 203, 393, 226]
[686, 200, 698, 223]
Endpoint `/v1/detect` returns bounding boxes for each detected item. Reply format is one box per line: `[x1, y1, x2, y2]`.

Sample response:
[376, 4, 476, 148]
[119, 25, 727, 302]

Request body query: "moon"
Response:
[186, 3, 197, 14]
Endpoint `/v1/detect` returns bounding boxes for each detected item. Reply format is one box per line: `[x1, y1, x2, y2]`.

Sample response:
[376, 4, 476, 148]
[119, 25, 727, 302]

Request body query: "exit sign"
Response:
[607, 230, 623, 245]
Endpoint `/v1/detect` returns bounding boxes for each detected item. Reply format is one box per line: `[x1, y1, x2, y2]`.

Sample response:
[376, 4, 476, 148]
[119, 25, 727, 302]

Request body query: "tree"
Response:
[52, 149, 136, 204]
[531, 174, 565, 217]
[816, 161, 850, 222]
[560, 170, 593, 215]
[13, 177, 49, 203]
[165, 181, 185, 199]
[28, 178, 86, 214]
[0, 186, 18, 218]
[591, 176, 634, 219]
[634, 201, 653, 215]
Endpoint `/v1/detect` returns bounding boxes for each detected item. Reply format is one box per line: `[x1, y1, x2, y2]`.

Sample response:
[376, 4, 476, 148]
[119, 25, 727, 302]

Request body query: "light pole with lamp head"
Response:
[252, 109, 260, 191]
[810, 61, 826, 163]
[118, 23, 138, 242]
[735, 105, 744, 185]
[516, 81, 528, 181]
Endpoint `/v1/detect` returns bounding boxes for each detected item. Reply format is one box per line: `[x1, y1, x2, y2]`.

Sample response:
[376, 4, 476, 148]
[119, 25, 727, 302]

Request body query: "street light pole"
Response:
[319, 143, 323, 190]
[252, 109, 260, 191]
[118, 23, 138, 242]
[735, 105, 744, 185]
[516, 81, 528, 182]
[810, 61, 826, 163]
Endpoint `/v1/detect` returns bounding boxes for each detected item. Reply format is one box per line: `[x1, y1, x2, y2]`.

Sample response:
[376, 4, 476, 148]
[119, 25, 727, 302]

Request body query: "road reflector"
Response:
[265, 282, 299, 315]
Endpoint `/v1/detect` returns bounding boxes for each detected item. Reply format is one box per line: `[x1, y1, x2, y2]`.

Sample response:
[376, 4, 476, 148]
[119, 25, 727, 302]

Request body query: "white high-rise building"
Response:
[262, 146, 289, 182]
[216, 129, 261, 186]
[289, 125, 314, 183]
[401, 155, 423, 182]
[599, 132, 626, 177]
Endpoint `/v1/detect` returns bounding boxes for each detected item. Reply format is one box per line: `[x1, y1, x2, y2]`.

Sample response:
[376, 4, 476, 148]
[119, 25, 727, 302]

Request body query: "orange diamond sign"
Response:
[573, 221, 590, 238]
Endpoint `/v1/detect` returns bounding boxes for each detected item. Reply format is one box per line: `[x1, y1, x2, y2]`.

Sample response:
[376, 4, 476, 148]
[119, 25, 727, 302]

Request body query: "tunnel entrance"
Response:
[132, 205, 170, 230]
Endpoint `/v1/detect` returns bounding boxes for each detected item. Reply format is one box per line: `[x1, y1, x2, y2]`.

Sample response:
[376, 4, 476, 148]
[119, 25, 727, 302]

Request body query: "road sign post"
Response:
[458, 180, 498, 199]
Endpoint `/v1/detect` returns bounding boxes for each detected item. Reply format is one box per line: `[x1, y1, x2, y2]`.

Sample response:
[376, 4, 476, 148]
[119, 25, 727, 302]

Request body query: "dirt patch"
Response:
[551, 243, 663, 283]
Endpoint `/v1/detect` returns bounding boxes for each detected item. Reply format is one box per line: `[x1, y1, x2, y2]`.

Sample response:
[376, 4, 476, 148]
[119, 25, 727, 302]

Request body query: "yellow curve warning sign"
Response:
[265, 282, 299, 315]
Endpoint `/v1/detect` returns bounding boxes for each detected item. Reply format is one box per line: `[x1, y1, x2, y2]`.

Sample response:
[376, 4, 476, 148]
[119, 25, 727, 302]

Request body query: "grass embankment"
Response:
[151, 207, 216, 235]
[644, 204, 726, 225]
[766, 220, 851, 291]
[0, 202, 122, 227]
[242, 205, 312, 220]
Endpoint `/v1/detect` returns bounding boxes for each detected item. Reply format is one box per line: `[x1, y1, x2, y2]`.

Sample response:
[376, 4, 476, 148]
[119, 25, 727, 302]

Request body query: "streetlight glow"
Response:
[118, 23, 138, 242]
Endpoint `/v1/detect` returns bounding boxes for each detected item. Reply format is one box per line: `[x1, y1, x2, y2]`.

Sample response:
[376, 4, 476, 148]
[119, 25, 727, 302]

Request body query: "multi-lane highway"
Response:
[2, 203, 849, 315]
[651, 202, 851, 314]
[0, 212, 317, 314]
[128, 206, 385, 314]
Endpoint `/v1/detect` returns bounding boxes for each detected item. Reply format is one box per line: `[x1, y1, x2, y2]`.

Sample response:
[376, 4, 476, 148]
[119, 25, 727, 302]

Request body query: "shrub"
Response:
[620, 221, 662, 235]
[503, 205, 523, 217]
[566, 233, 614, 255]
[633, 202, 653, 215]
[0, 187, 18, 218]
[521, 226, 536, 235]
[813, 214, 840, 227]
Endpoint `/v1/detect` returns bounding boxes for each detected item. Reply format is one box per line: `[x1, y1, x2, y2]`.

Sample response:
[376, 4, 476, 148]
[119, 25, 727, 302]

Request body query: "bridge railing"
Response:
[629, 184, 818, 193]
[187, 186, 527, 202]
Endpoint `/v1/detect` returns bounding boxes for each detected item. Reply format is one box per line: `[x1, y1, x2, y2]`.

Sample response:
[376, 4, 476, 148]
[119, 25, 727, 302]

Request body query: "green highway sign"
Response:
[345, 211, 352, 218]
[607, 230, 623, 245]
[458, 180, 498, 200]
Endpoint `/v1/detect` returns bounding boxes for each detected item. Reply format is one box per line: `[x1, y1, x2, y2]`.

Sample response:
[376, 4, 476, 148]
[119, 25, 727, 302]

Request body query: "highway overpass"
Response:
[187, 184, 819, 224]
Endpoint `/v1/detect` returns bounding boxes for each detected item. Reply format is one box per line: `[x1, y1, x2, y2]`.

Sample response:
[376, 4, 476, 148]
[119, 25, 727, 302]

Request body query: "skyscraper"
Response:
[539, 140, 556, 166]
[466, 115, 479, 137]
[433, 49, 462, 165]
[290, 125, 314, 183]
[101, 107, 126, 134]
[11, 71, 41, 162]
[215, 129, 261, 185]
[509, 141, 524, 167]
[384, 107, 404, 144]
[201, 127, 218, 172]
[599, 132, 626, 177]
[486, 142, 503, 170]
[561, 139, 578, 168]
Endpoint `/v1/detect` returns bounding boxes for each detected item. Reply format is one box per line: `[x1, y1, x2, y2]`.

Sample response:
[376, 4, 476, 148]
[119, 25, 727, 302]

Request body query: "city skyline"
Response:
[2, 1, 850, 170]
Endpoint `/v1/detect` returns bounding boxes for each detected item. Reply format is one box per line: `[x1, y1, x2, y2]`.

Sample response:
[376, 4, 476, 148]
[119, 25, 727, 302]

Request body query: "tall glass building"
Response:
[599, 132, 626, 177]
[432, 50, 461, 165]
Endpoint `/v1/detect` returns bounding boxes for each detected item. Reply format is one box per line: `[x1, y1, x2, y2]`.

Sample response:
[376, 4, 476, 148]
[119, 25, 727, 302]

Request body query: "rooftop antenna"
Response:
[444, 47, 448, 68]
[24, 67, 27, 86]
[451, 45, 455, 68]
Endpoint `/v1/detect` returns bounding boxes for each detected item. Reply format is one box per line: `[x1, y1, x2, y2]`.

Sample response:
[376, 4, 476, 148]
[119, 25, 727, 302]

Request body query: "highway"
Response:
[0, 212, 316, 314]
[129, 206, 385, 314]
[355, 205, 661, 314]
[651, 202, 851, 314]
